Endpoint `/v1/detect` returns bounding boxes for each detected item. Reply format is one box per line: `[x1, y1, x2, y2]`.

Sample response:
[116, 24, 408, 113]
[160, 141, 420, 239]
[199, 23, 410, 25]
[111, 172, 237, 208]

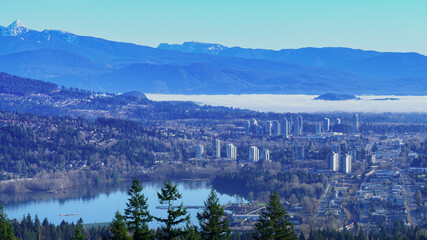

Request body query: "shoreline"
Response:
[0, 170, 216, 195]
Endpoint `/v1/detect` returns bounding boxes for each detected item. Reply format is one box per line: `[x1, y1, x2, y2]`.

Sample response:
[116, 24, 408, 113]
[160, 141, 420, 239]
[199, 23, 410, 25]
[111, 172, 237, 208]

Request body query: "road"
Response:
[317, 182, 332, 217]
[401, 169, 419, 226]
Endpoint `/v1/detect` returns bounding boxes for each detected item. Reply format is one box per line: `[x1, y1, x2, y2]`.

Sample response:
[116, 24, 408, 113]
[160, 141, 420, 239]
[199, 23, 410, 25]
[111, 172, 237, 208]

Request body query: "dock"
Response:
[156, 206, 205, 210]
[59, 213, 80, 216]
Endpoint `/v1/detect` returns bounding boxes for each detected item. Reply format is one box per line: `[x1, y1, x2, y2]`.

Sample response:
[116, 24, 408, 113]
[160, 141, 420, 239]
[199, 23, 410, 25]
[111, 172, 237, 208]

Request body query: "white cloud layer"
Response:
[146, 94, 427, 113]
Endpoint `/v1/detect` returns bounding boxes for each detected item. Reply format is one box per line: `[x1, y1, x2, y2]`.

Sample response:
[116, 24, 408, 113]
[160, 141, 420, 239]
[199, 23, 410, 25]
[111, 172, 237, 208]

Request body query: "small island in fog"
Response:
[314, 93, 361, 101]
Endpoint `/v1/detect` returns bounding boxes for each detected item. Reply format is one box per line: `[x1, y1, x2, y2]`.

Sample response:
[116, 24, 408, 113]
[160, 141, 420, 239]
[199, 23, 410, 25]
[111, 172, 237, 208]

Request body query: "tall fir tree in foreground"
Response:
[72, 219, 86, 240]
[253, 191, 297, 240]
[197, 187, 231, 240]
[110, 211, 132, 240]
[0, 205, 16, 240]
[181, 222, 200, 240]
[155, 180, 190, 240]
[124, 178, 154, 240]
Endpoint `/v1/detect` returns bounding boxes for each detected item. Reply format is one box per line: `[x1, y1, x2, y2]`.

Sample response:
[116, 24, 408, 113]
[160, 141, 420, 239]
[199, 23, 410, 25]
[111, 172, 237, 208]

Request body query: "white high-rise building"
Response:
[315, 123, 322, 134]
[296, 116, 303, 135]
[261, 149, 270, 161]
[226, 144, 237, 160]
[332, 144, 341, 163]
[281, 117, 289, 138]
[353, 114, 359, 133]
[286, 113, 293, 134]
[244, 120, 251, 136]
[213, 139, 221, 159]
[323, 118, 330, 132]
[249, 146, 259, 162]
[272, 120, 281, 137]
[265, 121, 272, 136]
[335, 118, 341, 125]
[329, 152, 339, 171]
[196, 144, 205, 159]
[342, 154, 352, 173]
[371, 154, 376, 164]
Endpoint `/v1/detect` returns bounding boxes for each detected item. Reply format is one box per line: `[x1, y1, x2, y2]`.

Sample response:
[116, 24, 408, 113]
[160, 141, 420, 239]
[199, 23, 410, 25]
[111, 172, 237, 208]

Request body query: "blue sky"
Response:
[1, 0, 426, 55]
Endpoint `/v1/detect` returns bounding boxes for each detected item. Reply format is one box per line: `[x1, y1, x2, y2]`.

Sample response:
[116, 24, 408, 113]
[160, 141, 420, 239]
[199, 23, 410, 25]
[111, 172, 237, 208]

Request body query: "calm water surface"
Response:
[2, 180, 245, 227]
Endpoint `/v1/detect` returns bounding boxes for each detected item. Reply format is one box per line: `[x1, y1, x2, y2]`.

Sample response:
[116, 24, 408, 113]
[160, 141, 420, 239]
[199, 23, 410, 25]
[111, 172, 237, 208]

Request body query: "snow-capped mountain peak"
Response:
[158, 41, 227, 55]
[10, 19, 25, 28]
[1, 20, 29, 36]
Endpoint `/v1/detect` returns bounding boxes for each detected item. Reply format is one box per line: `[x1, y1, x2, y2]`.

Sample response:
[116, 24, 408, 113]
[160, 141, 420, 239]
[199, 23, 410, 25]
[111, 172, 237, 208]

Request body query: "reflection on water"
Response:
[2, 180, 244, 227]
[1, 181, 129, 206]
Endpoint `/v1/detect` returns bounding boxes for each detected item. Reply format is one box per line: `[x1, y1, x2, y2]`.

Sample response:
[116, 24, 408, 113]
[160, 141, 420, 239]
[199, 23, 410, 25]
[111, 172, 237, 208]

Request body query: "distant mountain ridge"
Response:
[0, 20, 427, 95]
[0, 49, 107, 79]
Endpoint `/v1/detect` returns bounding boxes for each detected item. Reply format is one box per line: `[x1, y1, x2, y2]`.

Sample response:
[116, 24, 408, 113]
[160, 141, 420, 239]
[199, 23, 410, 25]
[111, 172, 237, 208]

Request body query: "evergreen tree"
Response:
[110, 211, 131, 240]
[197, 187, 231, 240]
[181, 222, 200, 240]
[72, 223, 85, 240]
[155, 180, 190, 240]
[124, 178, 154, 240]
[0, 205, 15, 240]
[253, 191, 297, 240]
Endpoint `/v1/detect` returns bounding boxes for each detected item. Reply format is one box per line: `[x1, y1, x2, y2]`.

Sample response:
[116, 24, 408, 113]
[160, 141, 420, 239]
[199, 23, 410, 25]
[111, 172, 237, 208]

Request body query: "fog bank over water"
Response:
[146, 94, 427, 113]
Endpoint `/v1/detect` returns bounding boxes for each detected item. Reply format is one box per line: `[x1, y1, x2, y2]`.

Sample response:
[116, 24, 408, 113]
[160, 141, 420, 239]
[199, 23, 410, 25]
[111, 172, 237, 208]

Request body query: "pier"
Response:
[59, 213, 80, 216]
[156, 206, 205, 210]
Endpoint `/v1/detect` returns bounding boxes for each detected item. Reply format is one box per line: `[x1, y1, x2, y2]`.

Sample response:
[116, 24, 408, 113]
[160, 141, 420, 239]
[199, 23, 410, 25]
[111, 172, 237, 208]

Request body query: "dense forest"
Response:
[0, 112, 166, 176]
[0, 72, 57, 96]
[4, 213, 427, 240]
[4, 215, 427, 240]
[0, 111, 200, 194]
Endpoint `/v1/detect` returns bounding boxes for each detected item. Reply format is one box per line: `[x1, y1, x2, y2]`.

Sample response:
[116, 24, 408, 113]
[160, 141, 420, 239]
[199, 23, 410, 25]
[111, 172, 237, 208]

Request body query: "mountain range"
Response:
[0, 20, 426, 95]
